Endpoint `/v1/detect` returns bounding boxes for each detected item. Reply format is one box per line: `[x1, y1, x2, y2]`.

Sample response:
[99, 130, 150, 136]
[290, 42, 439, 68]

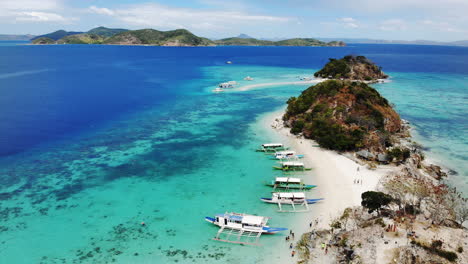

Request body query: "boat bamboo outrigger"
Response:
[260, 192, 323, 212]
[271, 150, 304, 160]
[205, 212, 287, 246]
[266, 177, 317, 190]
[273, 161, 312, 171]
[256, 143, 288, 152]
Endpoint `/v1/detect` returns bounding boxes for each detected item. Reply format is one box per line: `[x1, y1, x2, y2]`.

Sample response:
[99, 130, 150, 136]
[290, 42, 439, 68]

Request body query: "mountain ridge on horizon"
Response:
[2, 27, 467, 47]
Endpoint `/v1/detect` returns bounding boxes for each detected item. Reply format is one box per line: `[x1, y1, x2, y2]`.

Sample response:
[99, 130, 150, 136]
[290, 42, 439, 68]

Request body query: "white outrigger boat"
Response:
[271, 150, 304, 160]
[266, 177, 317, 190]
[244, 76, 254, 81]
[256, 143, 289, 152]
[218, 81, 238, 89]
[261, 192, 323, 212]
[212, 87, 224, 93]
[205, 212, 287, 246]
[273, 161, 312, 171]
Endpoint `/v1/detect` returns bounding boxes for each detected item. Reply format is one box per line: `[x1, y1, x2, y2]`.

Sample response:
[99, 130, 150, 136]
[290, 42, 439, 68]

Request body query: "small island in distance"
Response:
[31, 27, 346, 47]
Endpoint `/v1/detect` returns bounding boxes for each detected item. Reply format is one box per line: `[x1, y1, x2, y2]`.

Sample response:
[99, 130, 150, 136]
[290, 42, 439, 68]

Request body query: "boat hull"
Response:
[273, 166, 312, 171]
[204, 217, 286, 234]
[265, 183, 317, 190]
[260, 198, 323, 204]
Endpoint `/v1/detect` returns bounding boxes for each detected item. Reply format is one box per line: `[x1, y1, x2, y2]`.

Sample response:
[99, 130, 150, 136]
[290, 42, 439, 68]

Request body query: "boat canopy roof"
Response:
[242, 215, 265, 225]
[276, 192, 306, 198]
[282, 161, 304, 166]
[262, 143, 283, 148]
[275, 177, 301, 183]
[216, 213, 267, 225]
[275, 150, 295, 155]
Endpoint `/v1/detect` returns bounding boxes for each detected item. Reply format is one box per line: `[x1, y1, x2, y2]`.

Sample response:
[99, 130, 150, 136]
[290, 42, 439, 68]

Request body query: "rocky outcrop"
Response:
[424, 164, 447, 180]
[314, 55, 388, 81]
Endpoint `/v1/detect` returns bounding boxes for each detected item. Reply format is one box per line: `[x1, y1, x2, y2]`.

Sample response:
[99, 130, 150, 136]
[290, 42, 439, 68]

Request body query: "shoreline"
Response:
[257, 108, 397, 263]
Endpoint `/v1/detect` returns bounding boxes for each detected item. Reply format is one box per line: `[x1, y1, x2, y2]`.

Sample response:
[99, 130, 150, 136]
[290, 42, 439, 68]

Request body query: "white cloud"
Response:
[88, 6, 115, 16]
[0, 0, 73, 24]
[15, 11, 66, 22]
[379, 19, 407, 31]
[0, 0, 61, 11]
[421, 20, 465, 33]
[87, 3, 291, 31]
[338, 17, 356, 23]
[337, 17, 359, 28]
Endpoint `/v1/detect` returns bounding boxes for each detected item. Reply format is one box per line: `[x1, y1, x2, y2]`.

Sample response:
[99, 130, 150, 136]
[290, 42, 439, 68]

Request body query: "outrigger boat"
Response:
[212, 87, 224, 93]
[266, 177, 317, 190]
[205, 212, 287, 246]
[260, 192, 323, 212]
[271, 150, 304, 160]
[273, 161, 312, 171]
[256, 143, 289, 152]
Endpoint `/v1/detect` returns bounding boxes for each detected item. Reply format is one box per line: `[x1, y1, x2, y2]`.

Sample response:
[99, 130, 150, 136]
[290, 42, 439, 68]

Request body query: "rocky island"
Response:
[284, 80, 401, 155]
[31, 27, 346, 47]
[275, 58, 467, 264]
[314, 55, 388, 81]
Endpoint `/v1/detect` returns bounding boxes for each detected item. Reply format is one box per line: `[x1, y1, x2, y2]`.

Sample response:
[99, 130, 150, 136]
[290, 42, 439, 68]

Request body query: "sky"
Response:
[0, 0, 467, 41]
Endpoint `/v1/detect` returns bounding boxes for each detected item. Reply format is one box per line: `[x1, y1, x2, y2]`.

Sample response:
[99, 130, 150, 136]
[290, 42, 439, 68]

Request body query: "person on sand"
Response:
[321, 243, 326, 250]
[290, 243, 293, 249]
[325, 246, 328, 254]
[292, 233, 295, 240]
[291, 250, 296, 257]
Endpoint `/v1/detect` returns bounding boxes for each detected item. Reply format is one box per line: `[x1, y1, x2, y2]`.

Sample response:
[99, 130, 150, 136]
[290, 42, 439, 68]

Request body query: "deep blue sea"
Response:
[0, 43, 467, 263]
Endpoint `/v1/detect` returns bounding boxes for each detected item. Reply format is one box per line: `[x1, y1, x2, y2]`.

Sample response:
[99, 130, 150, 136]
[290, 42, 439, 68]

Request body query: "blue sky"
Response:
[0, 0, 467, 41]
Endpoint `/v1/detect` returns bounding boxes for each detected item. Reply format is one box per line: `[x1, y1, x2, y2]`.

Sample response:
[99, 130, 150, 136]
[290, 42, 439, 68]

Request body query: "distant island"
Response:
[314, 55, 388, 81]
[0, 34, 36, 41]
[31, 27, 345, 47]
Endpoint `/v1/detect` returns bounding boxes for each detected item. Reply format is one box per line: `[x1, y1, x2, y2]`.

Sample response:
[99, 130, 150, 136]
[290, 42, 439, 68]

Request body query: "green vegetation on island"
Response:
[215, 37, 345, 47]
[56, 34, 106, 44]
[87, 27, 128, 37]
[103, 29, 214, 46]
[31, 30, 83, 41]
[31, 27, 346, 47]
[31, 37, 56, 44]
[283, 80, 401, 152]
[314, 55, 388, 81]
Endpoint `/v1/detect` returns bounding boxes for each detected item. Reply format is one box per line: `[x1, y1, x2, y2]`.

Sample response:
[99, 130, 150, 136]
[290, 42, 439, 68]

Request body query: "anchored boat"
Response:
[212, 87, 224, 93]
[266, 177, 317, 190]
[271, 150, 304, 160]
[256, 143, 288, 152]
[261, 192, 323, 212]
[273, 161, 312, 171]
[205, 212, 287, 246]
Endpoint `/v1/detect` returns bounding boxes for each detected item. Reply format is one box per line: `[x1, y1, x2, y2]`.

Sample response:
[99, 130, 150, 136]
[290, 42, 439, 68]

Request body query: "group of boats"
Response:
[212, 76, 254, 93]
[205, 142, 322, 246]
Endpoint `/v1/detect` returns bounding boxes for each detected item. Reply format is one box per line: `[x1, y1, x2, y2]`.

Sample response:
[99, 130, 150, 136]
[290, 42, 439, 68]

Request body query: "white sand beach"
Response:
[233, 80, 323, 92]
[259, 109, 397, 263]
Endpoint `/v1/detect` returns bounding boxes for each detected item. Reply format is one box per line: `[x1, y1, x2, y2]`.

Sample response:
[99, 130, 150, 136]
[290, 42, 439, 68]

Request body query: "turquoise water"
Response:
[0, 45, 467, 263]
[374, 72, 468, 191]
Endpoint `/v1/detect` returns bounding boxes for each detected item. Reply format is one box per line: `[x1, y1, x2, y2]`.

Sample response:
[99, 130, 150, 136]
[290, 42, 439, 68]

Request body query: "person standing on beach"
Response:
[291, 250, 296, 257]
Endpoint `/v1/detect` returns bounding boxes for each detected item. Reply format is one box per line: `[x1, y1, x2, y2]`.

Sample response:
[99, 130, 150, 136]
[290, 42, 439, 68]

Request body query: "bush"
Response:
[457, 246, 463, 253]
[413, 240, 458, 262]
[387, 147, 411, 163]
[361, 191, 393, 214]
[374, 218, 386, 227]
